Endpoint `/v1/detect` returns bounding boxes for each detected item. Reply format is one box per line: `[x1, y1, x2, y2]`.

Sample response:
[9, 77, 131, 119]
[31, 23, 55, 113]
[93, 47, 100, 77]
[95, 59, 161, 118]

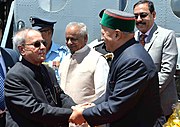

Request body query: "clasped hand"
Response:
[69, 102, 95, 125]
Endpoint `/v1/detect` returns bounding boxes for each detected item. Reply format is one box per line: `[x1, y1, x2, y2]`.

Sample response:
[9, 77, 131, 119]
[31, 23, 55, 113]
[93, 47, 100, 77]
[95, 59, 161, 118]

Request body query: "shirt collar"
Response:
[140, 23, 154, 36]
[46, 42, 62, 58]
[73, 45, 88, 54]
[113, 38, 136, 60]
[48, 42, 59, 53]
[22, 58, 41, 71]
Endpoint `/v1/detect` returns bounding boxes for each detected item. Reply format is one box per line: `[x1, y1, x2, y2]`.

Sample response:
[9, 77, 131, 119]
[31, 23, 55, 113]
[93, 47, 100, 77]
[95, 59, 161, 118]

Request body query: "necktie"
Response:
[0, 63, 5, 110]
[140, 34, 147, 46]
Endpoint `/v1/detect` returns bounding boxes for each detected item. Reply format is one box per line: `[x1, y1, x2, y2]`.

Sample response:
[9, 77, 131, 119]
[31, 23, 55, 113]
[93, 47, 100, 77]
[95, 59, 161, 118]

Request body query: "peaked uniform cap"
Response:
[100, 9, 135, 32]
[29, 16, 56, 30]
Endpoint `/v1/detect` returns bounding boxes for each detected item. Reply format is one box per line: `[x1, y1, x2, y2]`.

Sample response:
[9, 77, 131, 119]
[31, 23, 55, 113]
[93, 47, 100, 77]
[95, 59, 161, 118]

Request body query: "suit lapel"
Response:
[145, 24, 158, 52]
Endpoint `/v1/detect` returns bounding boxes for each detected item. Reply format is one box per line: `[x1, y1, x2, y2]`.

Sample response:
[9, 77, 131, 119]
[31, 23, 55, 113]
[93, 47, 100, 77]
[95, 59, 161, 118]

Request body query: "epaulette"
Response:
[103, 53, 114, 60]
[88, 39, 104, 48]
[42, 62, 49, 67]
[93, 39, 104, 48]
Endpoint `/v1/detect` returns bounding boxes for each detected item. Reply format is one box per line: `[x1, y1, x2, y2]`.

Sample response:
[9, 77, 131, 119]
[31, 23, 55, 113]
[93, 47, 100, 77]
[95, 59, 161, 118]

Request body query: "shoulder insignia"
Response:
[103, 53, 114, 60]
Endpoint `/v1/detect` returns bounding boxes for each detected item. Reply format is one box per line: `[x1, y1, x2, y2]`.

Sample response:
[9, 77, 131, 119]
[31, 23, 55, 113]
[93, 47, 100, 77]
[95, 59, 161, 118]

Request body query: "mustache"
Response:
[136, 22, 146, 25]
[37, 50, 46, 59]
[38, 49, 46, 54]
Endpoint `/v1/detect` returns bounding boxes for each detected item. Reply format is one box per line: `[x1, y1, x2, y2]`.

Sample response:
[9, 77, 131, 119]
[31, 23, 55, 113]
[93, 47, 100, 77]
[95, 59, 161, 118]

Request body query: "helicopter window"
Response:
[171, 0, 180, 18]
[38, 0, 67, 12]
[120, 0, 127, 11]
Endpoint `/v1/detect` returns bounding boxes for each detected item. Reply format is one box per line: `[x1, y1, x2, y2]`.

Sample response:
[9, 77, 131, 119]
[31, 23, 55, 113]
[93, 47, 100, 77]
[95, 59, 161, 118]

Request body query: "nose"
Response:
[136, 15, 142, 22]
[40, 42, 46, 49]
[136, 15, 143, 21]
[66, 39, 73, 45]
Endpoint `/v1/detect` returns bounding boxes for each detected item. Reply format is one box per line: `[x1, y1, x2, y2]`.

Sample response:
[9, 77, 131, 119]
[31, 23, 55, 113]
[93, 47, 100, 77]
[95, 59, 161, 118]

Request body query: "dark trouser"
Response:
[153, 115, 166, 127]
[165, 115, 171, 121]
[0, 113, 6, 127]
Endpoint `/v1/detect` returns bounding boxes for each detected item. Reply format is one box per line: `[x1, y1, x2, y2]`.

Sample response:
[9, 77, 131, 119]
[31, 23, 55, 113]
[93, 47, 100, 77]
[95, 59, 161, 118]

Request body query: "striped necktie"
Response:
[140, 34, 147, 46]
[0, 63, 5, 110]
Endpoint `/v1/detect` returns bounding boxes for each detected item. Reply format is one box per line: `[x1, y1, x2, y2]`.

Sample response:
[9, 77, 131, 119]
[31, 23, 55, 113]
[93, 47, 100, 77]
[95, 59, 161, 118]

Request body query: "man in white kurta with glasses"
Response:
[59, 22, 109, 127]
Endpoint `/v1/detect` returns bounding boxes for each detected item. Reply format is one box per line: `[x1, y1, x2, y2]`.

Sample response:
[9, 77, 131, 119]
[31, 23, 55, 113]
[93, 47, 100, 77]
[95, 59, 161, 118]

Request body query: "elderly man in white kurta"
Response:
[59, 22, 109, 127]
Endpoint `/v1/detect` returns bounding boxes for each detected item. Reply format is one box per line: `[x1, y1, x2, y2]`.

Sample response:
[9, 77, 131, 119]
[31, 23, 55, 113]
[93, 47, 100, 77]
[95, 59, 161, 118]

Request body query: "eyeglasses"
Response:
[134, 12, 149, 19]
[23, 40, 47, 48]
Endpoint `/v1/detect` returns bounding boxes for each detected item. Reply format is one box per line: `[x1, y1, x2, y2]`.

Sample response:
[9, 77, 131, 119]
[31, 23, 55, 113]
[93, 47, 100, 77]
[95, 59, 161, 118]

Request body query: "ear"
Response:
[84, 34, 88, 43]
[18, 45, 25, 56]
[114, 29, 121, 40]
[152, 11, 156, 20]
[48, 29, 52, 34]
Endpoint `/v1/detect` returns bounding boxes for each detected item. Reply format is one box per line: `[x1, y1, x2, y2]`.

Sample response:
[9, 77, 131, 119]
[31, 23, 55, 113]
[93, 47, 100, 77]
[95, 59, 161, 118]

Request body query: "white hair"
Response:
[65, 22, 88, 37]
[13, 28, 41, 48]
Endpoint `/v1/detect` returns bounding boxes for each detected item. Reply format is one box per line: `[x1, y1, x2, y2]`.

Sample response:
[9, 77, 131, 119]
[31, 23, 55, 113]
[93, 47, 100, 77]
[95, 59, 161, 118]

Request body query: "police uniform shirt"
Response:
[45, 42, 69, 68]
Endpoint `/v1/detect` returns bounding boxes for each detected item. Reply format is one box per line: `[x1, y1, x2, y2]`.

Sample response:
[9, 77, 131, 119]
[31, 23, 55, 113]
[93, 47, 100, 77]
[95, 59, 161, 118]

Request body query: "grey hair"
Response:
[66, 22, 88, 37]
[13, 28, 40, 48]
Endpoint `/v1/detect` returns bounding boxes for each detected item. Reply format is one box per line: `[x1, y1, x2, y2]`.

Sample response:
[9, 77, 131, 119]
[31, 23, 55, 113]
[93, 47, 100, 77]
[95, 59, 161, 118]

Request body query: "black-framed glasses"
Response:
[134, 12, 149, 19]
[23, 40, 47, 48]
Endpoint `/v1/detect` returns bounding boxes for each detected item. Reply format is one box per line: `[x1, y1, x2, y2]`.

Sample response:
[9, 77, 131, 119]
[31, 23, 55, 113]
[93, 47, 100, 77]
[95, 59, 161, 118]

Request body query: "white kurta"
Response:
[59, 45, 109, 104]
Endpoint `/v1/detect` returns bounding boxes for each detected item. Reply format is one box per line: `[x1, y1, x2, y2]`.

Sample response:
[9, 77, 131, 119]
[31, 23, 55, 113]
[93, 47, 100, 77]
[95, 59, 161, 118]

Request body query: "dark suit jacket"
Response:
[0, 47, 19, 127]
[4, 59, 76, 127]
[83, 38, 165, 127]
[1, 47, 19, 72]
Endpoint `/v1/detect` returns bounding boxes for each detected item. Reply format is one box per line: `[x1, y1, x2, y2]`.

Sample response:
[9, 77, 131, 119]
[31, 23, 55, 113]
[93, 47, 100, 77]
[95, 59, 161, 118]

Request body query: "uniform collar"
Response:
[22, 58, 42, 71]
[47, 42, 59, 54]
[113, 38, 136, 59]
[139, 23, 155, 36]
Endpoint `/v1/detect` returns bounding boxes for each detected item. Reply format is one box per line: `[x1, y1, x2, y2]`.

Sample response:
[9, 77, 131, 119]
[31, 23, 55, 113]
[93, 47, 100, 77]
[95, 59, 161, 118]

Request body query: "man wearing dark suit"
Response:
[0, 18, 19, 127]
[69, 9, 165, 127]
[134, 0, 178, 119]
[0, 47, 19, 127]
[4, 28, 76, 127]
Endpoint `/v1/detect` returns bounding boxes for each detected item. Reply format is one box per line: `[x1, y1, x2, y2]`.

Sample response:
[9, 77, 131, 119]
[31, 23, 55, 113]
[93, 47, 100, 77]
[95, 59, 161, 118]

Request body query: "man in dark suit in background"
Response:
[0, 19, 19, 127]
[0, 19, 2, 42]
[0, 47, 19, 127]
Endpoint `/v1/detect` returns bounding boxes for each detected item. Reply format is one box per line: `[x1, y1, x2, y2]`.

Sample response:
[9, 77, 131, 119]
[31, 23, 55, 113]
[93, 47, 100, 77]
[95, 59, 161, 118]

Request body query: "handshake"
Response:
[69, 102, 95, 125]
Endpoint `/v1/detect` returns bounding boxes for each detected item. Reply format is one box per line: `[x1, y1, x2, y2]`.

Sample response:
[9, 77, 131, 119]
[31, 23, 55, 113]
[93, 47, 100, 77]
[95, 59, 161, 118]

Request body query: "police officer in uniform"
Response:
[29, 17, 69, 83]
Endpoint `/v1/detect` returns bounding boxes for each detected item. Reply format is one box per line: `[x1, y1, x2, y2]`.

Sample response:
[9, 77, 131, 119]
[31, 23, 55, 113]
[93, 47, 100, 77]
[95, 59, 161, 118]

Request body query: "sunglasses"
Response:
[134, 12, 149, 19]
[23, 40, 47, 48]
